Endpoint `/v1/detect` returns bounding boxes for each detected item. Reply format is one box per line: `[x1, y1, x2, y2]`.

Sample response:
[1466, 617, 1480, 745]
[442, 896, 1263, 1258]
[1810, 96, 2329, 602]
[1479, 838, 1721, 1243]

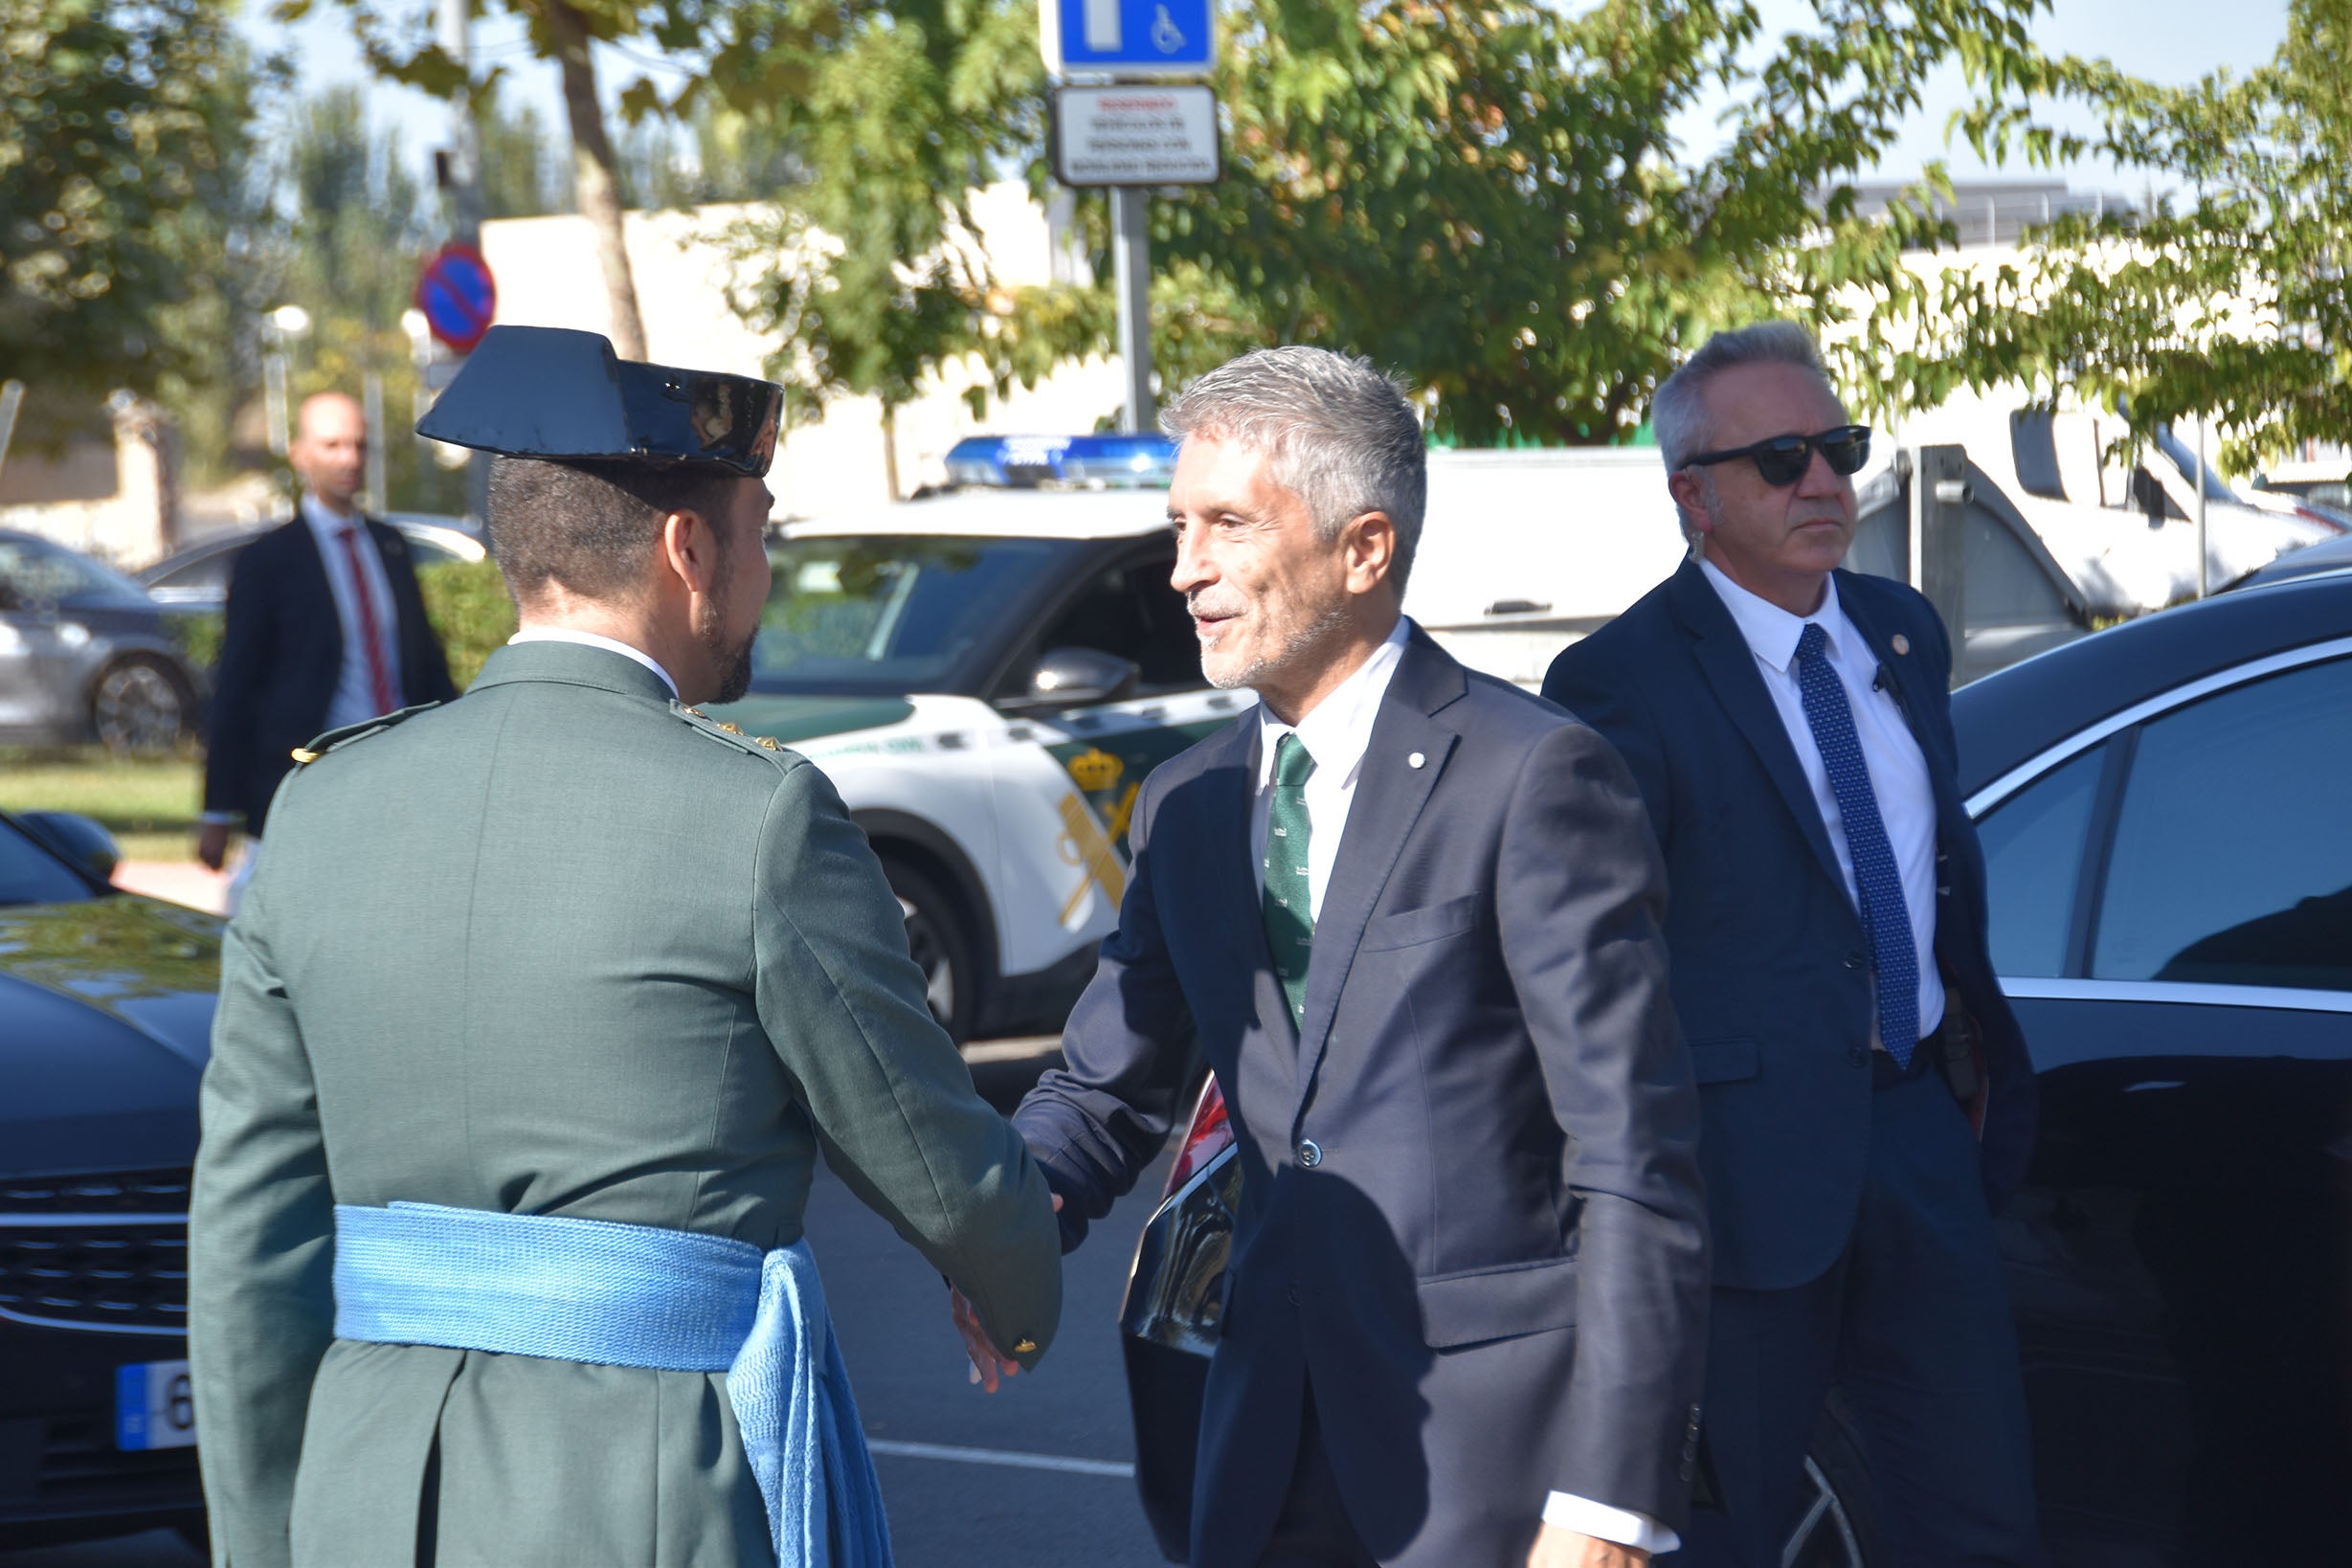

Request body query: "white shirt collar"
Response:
[506, 626, 682, 700]
[1256, 616, 1413, 788]
[1698, 557, 1857, 674]
[299, 492, 363, 541]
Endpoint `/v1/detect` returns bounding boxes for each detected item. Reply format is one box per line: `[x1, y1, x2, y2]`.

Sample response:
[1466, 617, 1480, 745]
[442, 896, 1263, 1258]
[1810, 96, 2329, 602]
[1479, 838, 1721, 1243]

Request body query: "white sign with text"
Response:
[1053, 85, 1221, 187]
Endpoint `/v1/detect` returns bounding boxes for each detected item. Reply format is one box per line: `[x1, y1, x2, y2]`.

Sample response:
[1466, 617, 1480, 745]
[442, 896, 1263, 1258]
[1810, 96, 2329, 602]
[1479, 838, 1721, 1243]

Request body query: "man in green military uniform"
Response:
[190, 325, 1062, 1568]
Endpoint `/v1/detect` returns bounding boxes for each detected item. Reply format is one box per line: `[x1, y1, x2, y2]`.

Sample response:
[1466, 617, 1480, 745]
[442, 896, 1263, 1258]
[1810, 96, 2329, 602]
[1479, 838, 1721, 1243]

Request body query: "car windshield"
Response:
[0, 818, 101, 906]
[0, 537, 149, 607]
[752, 534, 1080, 694]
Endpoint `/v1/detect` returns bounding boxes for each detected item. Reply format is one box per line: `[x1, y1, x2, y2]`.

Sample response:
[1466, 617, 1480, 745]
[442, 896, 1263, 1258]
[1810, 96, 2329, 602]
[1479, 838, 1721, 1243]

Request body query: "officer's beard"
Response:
[700, 556, 758, 706]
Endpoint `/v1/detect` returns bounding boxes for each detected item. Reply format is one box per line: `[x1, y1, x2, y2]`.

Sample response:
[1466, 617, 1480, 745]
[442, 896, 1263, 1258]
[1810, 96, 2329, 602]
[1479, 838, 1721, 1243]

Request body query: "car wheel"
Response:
[1782, 1392, 1884, 1568]
[882, 858, 977, 1044]
[92, 654, 190, 755]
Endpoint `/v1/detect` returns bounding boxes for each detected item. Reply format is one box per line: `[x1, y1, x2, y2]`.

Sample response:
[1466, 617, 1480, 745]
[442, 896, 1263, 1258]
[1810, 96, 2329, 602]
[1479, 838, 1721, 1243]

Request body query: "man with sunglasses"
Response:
[1542, 323, 2040, 1568]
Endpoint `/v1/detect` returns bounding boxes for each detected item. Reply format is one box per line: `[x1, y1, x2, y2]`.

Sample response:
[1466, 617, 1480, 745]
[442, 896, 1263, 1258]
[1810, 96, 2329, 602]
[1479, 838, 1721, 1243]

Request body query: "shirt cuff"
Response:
[198, 811, 240, 827]
[1542, 1491, 1679, 1555]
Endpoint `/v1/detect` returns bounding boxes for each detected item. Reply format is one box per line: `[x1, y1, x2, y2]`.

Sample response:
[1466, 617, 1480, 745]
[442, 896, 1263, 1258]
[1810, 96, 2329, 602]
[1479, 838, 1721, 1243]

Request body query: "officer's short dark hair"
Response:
[486, 457, 737, 602]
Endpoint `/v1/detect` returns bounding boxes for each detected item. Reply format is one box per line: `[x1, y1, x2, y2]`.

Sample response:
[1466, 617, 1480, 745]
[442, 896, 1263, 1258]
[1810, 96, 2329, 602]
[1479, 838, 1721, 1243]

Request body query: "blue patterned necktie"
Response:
[1262, 731, 1317, 1027]
[1794, 622, 1920, 1067]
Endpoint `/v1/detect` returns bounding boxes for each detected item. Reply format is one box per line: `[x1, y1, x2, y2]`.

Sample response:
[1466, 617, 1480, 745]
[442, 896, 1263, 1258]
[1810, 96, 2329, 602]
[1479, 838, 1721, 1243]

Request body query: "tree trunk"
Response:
[545, 0, 647, 359]
[879, 403, 902, 503]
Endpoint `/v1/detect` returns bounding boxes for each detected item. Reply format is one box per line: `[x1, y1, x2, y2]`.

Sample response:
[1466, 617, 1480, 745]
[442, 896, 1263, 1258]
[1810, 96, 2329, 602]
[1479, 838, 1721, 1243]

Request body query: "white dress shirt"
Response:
[506, 627, 682, 699]
[301, 495, 405, 733]
[1699, 558, 1946, 1042]
[1248, 617, 1410, 916]
[1249, 615, 1675, 1555]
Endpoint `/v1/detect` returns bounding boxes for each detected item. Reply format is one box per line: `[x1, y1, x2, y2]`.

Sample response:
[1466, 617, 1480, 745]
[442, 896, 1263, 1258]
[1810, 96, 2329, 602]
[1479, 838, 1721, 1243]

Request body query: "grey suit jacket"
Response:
[190, 640, 1062, 1567]
[1016, 628, 1709, 1567]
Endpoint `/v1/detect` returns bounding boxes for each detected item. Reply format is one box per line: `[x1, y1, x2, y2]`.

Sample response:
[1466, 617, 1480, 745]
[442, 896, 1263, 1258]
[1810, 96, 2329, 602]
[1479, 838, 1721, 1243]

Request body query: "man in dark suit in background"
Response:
[196, 392, 458, 897]
[989, 347, 1710, 1568]
[1543, 323, 2040, 1568]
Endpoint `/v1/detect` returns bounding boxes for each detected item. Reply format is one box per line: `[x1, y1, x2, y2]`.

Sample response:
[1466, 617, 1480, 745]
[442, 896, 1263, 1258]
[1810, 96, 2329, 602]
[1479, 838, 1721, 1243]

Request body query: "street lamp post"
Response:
[262, 303, 313, 459]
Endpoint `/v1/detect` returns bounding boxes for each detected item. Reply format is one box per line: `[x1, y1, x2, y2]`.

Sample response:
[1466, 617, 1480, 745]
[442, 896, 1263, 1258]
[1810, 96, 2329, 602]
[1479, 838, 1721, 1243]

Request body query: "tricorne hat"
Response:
[416, 325, 783, 479]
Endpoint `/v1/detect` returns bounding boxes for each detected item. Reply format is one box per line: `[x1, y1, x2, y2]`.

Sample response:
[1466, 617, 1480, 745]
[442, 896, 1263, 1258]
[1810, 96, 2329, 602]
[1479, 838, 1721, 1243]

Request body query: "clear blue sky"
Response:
[247, 0, 2289, 197]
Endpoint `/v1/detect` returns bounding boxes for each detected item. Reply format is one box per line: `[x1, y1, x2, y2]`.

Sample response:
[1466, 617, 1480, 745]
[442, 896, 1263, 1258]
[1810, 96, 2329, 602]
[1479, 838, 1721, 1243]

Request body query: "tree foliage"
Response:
[263, 87, 467, 511]
[720, 0, 1043, 434]
[718, 0, 2047, 445]
[0, 0, 259, 431]
[280, 0, 844, 359]
[479, 87, 571, 219]
[1852, 0, 2352, 472]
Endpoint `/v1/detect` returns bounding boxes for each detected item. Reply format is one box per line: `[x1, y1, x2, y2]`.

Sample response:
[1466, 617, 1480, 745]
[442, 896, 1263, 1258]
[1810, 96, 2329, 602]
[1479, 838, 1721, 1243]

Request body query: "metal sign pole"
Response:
[1113, 186, 1154, 434]
[2195, 414, 2209, 599]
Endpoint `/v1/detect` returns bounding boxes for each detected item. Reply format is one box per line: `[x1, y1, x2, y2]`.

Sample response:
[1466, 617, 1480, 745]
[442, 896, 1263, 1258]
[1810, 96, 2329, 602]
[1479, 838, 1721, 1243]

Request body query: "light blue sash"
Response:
[332, 1201, 891, 1568]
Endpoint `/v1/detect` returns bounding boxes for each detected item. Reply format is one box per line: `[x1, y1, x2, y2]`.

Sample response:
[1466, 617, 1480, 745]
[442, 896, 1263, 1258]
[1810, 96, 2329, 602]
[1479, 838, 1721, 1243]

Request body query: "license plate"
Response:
[116, 1359, 196, 1450]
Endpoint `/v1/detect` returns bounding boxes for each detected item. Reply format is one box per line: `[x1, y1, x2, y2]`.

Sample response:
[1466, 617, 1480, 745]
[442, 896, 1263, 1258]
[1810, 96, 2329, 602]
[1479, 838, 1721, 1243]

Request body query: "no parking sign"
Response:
[414, 244, 498, 353]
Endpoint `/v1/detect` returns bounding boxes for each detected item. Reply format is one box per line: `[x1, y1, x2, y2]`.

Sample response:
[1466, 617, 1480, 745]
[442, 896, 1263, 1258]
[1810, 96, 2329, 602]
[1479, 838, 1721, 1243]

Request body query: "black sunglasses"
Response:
[1684, 425, 1871, 486]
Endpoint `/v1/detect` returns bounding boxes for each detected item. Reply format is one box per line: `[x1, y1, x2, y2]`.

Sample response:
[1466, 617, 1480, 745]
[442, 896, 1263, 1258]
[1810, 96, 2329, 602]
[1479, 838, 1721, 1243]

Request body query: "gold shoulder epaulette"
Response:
[682, 706, 787, 753]
[291, 701, 440, 765]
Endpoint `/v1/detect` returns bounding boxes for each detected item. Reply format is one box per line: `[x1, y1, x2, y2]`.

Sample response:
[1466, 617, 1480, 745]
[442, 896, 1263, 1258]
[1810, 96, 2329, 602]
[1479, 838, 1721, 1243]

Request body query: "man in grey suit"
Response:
[190, 327, 1061, 1567]
[987, 348, 1710, 1567]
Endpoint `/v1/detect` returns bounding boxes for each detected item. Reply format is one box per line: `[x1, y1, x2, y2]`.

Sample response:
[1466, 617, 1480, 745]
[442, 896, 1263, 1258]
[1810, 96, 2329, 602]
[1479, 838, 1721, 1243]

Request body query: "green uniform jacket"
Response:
[189, 640, 1063, 1568]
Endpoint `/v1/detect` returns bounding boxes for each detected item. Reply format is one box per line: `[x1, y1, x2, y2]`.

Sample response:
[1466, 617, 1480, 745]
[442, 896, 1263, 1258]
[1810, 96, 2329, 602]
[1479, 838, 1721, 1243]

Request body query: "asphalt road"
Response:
[0, 1042, 1182, 1568]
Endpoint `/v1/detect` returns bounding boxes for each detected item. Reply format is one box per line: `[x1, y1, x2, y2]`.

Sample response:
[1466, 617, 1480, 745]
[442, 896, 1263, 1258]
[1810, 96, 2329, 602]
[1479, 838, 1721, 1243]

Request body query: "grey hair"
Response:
[1161, 346, 1427, 594]
[1650, 320, 1836, 473]
[1650, 321, 1840, 549]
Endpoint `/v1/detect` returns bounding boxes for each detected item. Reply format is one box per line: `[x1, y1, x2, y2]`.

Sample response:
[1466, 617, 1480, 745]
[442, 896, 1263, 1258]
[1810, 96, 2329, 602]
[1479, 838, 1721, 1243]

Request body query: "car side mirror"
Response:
[18, 811, 122, 884]
[1011, 646, 1140, 710]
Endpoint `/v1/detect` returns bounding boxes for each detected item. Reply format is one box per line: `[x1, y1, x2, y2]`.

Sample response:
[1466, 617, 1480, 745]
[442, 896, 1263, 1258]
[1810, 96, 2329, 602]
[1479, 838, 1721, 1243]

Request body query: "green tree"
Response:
[479, 88, 571, 219]
[1850, 0, 2352, 473]
[0, 0, 261, 439]
[719, 0, 2045, 447]
[280, 0, 835, 363]
[718, 0, 1043, 493]
[263, 87, 465, 512]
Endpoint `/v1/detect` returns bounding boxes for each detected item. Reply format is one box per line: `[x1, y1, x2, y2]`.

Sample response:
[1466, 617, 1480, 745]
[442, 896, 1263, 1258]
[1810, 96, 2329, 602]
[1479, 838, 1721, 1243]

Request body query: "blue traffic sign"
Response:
[1042, 0, 1213, 76]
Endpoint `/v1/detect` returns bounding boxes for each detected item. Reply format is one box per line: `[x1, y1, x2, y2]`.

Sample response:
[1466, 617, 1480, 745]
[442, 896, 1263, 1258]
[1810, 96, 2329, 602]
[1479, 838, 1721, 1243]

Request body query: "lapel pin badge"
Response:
[1891, 634, 1911, 656]
[1407, 751, 1426, 770]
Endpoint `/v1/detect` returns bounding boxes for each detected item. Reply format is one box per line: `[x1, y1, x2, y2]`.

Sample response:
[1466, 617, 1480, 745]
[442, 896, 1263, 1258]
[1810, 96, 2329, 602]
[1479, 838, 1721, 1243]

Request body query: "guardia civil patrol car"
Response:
[706, 435, 1241, 1042]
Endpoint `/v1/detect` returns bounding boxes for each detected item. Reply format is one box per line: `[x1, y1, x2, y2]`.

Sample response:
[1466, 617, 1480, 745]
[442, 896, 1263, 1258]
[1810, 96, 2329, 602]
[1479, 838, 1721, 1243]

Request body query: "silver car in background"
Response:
[0, 529, 202, 753]
[135, 514, 485, 610]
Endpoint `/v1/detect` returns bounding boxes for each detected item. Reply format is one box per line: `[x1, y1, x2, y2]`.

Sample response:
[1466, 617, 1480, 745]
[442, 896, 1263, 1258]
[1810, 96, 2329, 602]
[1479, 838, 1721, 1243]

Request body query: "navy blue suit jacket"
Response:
[1541, 561, 2035, 1293]
[1016, 628, 1710, 1567]
[202, 516, 457, 836]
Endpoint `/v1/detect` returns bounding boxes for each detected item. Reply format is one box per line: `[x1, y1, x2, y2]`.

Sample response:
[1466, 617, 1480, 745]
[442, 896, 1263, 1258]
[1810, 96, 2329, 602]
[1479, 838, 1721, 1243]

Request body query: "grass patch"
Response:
[0, 747, 205, 862]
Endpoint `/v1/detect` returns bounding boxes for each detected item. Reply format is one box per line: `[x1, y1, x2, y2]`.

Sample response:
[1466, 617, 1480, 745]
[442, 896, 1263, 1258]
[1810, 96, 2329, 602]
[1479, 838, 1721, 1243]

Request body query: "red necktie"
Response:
[337, 524, 398, 717]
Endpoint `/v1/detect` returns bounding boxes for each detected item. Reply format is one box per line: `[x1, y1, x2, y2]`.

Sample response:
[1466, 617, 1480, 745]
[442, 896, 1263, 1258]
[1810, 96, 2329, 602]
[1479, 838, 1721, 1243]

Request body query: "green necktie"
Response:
[1262, 731, 1317, 1027]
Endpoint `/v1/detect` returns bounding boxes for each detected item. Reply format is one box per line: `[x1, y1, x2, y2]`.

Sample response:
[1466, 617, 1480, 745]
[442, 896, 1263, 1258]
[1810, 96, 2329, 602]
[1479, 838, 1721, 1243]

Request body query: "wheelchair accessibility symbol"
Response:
[1153, 3, 1184, 52]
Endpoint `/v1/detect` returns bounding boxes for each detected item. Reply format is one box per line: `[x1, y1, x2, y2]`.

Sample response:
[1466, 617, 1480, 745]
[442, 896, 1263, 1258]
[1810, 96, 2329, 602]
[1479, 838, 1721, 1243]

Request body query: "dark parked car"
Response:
[0, 530, 205, 753]
[1121, 569, 2352, 1567]
[0, 809, 216, 1547]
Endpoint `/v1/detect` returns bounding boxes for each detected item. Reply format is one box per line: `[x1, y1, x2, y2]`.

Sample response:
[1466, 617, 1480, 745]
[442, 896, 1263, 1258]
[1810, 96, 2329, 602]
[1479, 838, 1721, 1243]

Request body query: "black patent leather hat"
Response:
[416, 325, 782, 479]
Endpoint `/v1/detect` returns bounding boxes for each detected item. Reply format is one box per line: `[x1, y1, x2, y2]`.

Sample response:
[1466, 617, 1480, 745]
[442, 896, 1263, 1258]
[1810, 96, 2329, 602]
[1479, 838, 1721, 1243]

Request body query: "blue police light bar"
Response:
[944, 434, 1177, 489]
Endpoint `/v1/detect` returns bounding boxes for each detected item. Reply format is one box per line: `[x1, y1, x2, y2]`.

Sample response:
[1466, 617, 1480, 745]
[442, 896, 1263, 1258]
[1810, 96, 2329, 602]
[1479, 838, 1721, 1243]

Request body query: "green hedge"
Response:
[163, 560, 518, 694]
[166, 610, 224, 677]
[418, 559, 520, 691]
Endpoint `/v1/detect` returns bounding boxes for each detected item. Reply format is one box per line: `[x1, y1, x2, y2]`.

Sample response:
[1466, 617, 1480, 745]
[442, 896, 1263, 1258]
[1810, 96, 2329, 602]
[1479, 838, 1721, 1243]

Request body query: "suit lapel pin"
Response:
[1891, 634, 1911, 656]
[1407, 751, 1426, 769]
